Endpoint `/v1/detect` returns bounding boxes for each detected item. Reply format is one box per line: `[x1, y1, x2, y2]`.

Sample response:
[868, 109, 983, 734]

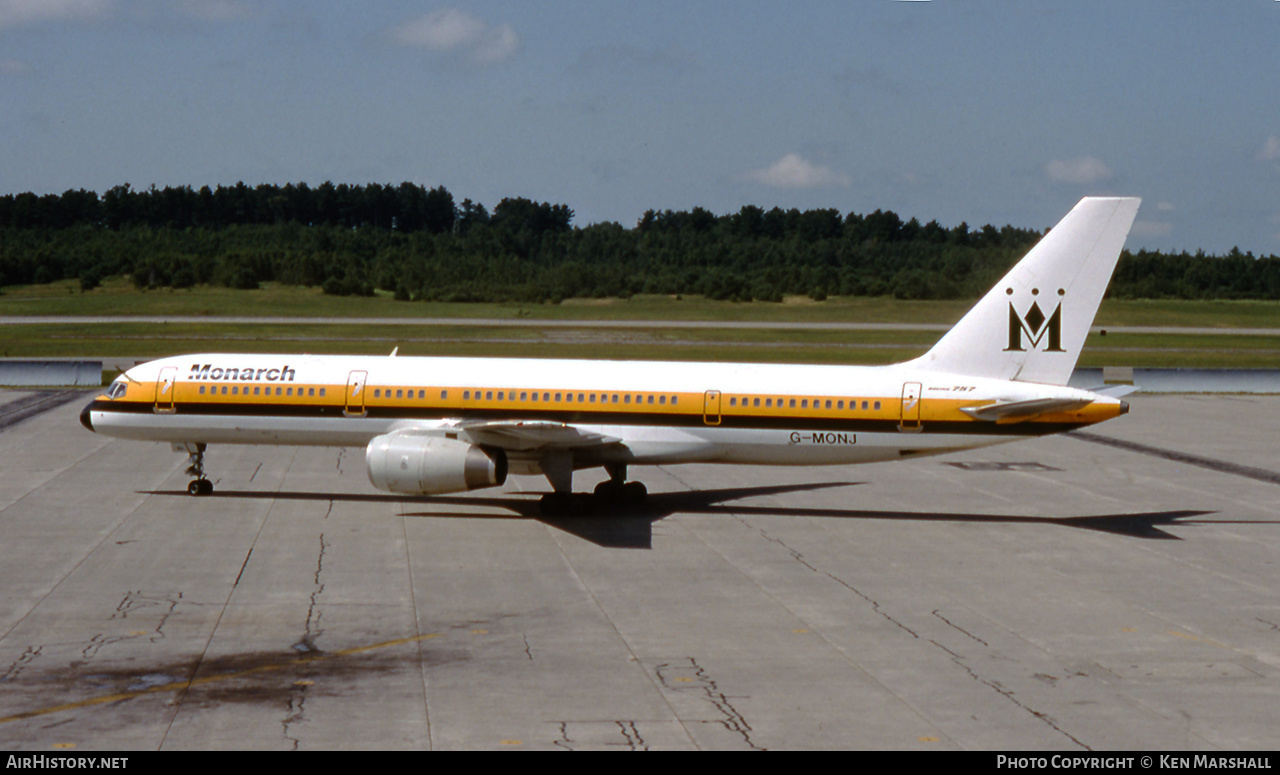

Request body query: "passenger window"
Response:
[589, 394, 596, 403]
[319, 388, 326, 397]
[199, 386, 206, 395]
[521, 392, 528, 401]
[648, 395, 655, 404]
[874, 401, 881, 410]
[801, 399, 808, 409]
[254, 386, 260, 396]
[659, 395, 666, 405]
[837, 400, 844, 410]
[578, 393, 585, 402]
[486, 391, 493, 400]
[231, 386, 238, 395]
[765, 398, 772, 408]
[555, 393, 562, 402]
[624, 395, 631, 404]
[729, 397, 736, 407]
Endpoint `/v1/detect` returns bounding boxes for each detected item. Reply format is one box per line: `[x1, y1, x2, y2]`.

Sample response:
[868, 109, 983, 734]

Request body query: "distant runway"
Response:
[1, 392, 1278, 749]
[4, 315, 1280, 336]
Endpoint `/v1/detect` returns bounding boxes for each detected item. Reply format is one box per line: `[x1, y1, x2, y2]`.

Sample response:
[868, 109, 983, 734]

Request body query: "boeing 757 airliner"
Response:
[81, 197, 1141, 514]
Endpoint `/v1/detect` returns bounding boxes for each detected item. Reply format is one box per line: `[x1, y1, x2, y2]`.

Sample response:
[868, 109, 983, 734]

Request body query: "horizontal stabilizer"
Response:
[960, 397, 1092, 423]
[1088, 384, 1140, 398]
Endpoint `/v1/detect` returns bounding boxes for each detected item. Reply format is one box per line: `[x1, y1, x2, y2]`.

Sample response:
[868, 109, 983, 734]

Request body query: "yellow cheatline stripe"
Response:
[0, 632, 444, 725]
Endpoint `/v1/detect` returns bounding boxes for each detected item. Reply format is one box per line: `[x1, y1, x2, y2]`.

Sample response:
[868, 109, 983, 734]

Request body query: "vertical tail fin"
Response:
[907, 197, 1140, 385]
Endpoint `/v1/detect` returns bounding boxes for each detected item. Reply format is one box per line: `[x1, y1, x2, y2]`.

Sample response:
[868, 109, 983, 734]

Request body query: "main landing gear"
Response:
[538, 463, 647, 516]
[181, 442, 213, 496]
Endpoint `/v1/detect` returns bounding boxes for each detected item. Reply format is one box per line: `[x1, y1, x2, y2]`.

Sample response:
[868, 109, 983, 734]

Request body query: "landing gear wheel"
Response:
[593, 480, 625, 501]
[182, 443, 211, 496]
[593, 479, 647, 503]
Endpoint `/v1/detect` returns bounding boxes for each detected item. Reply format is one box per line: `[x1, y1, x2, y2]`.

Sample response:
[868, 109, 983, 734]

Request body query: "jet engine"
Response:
[366, 433, 507, 495]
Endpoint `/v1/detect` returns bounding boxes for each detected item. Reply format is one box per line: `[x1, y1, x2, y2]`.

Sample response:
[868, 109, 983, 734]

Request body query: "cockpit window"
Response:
[106, 381, 128, 400]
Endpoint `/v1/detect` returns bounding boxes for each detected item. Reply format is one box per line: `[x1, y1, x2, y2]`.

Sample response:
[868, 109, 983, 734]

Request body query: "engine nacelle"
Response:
[366, 433, 507, 495]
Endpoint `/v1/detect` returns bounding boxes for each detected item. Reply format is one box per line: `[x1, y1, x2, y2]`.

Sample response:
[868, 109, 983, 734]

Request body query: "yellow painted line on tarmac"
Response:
[0, 632, 445, 725]
[1167, 630, 1231, 650]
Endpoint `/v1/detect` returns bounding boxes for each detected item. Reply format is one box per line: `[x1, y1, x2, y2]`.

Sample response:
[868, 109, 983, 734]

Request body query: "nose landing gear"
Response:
[180, 442, 213, 496]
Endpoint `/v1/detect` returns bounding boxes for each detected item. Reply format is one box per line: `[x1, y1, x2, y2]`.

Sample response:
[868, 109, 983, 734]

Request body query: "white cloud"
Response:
[743, 153, 851, 189]
[0, 0, 110, 29]
[1259, 136, 1280, 173]
[387, 8, 518, 65]
[1259, 135, 1280, 161]
[1130, 220, 1172, 239]
[1045, 156, 1112, 185]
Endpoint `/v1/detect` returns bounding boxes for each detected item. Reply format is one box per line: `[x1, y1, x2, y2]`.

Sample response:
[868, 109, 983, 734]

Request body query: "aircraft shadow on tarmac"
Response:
[149, 481, 1229, 549]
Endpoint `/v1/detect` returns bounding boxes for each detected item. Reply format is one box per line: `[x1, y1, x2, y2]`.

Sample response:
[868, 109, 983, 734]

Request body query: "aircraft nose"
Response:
[80, 401, 95, 432]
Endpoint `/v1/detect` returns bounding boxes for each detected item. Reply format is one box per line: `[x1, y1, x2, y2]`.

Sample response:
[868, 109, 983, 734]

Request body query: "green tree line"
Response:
[2, 182, 1278, 303]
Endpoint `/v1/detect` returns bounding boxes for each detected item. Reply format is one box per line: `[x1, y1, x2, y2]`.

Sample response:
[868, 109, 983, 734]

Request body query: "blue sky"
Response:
[3, 1, 1279, 254]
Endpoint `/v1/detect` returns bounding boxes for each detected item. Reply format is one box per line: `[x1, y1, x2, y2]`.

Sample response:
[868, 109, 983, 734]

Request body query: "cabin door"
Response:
[345, 371, 368, 417]
[703, 390, 722, 426]
[155, 367, 177, 413]
[899, 382, 922, 432]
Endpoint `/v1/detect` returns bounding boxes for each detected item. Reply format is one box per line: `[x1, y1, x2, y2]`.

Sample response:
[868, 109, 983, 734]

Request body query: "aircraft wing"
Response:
[453, 420, 623, 452]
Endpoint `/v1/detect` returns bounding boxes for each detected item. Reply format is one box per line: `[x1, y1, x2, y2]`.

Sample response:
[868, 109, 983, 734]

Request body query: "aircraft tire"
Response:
[593, 480, 647, 503]
[188, 479, 213, 496]
[593, 480, 624, 501]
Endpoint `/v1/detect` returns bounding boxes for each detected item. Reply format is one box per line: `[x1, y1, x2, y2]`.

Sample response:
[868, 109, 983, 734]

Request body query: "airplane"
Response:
[80, 197, 1141, 515]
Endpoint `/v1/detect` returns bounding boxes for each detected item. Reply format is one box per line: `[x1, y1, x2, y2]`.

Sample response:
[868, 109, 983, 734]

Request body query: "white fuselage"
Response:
[83, 352, 1122, 474]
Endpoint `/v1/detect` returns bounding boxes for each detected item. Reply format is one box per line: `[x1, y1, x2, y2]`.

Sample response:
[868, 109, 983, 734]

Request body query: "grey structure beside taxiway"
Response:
[1, 392, 1278, 749]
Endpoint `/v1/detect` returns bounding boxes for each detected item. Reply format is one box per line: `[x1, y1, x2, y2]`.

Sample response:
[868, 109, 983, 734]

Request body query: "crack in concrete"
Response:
[929, 638, 1089, 749]
[292, 533, 328, 656]
[933, 610, 989, 647]
[735, 515, 919, 639]
[0, 647, 41, 683]
[654, 657, 764, 751]
[551, 720, 650, 751]
[281, 682, 311, 750]
[743, 520, 1089, 749]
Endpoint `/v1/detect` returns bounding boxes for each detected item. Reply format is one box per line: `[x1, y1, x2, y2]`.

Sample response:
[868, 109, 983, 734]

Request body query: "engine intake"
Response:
[367, 433, 507, 495]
